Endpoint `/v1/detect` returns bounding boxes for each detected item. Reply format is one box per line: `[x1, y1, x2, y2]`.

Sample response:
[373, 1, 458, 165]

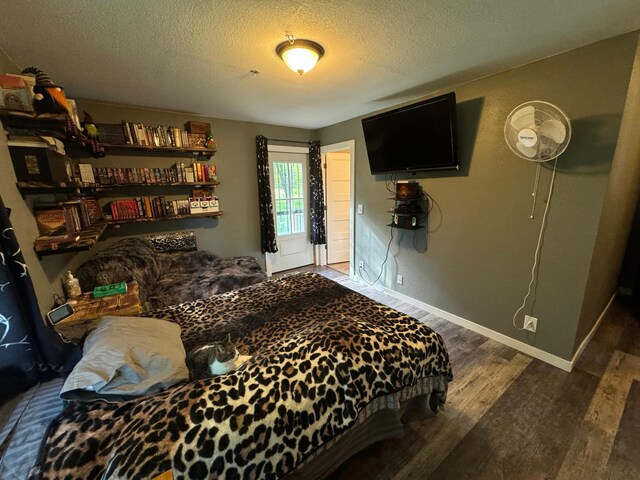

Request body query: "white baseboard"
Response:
[570, 292, 616, 365]
[350, 275, 576, 371]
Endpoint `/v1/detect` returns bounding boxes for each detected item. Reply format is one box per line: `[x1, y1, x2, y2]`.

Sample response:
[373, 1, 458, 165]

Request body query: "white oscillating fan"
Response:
[504, 101, 571, 162]
[504, 101, 572, 331]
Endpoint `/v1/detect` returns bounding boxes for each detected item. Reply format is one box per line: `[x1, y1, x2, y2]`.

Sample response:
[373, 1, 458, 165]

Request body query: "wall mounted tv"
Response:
[362, 92, 459, 174]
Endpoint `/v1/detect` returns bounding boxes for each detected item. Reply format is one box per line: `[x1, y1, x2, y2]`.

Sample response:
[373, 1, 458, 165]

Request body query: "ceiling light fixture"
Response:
[276, 34, 324, 75]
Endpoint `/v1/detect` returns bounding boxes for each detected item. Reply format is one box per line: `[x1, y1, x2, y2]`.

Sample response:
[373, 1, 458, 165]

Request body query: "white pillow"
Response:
[61, 316, 188, 402]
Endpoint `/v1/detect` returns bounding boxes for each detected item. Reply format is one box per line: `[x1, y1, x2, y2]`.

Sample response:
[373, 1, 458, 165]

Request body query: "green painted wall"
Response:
[317, 32, 638, 360]
[575, 36, 640, 349]
[0, 48, 312, 311]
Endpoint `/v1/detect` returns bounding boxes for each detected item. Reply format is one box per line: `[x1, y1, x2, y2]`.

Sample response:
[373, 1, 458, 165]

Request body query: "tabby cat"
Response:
[186, 334, 240, 380]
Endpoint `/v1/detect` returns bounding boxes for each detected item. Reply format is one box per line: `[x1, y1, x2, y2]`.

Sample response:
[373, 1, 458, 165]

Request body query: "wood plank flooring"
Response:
[327, 262, 350, 276]
[277, 266, 640, 479]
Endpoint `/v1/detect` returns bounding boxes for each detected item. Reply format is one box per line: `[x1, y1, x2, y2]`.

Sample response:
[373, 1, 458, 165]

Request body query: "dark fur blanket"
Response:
[75, 238, 266, 311]
[31, 273, 452, 479]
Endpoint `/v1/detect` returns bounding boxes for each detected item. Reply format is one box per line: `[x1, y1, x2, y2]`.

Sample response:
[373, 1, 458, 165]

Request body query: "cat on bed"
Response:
[186, 334, 248, 379]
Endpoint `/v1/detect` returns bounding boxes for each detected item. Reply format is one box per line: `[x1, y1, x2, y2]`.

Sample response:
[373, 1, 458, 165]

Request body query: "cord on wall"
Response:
[512, 157, 559, 330]
[359, 225, 395, 287]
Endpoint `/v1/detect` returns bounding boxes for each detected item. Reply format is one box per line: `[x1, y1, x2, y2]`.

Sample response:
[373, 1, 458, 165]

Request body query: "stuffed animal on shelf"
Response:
[20, 67, 105, 158]
[82, 111, 105, 158]
[21, 67, 72, 117]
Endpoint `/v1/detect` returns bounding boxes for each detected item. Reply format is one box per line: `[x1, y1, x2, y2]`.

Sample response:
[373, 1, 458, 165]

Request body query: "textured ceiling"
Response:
[0, 0, 639, 129]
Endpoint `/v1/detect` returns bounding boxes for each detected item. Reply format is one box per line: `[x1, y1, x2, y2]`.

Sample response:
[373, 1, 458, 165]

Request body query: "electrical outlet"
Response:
[523, 315, 538, 333]
[357, 204, 364, 215]
[358, 261, 364, 270]
[396, 274, 403, 285]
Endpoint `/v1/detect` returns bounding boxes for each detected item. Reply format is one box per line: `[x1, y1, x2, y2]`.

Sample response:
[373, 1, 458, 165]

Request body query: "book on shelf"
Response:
[107, 196, 194, 220]
[117, 120, 212, 149]
[90, 163, 215, 186]
[34, 203, 66, 235]
[36, 197, 102, 236]
[78, 163, 95, 183]
[95, 123, 127, 145]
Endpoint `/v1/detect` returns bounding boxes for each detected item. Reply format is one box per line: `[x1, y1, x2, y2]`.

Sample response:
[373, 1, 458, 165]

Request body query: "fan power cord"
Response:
[512, 157, 558, 330]
[359, 225, 394, 287]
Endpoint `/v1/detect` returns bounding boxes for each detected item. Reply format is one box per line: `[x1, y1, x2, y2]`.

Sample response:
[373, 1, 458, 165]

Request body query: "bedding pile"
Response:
[31, 273, 452, 479]
[74, 238, 267, 311]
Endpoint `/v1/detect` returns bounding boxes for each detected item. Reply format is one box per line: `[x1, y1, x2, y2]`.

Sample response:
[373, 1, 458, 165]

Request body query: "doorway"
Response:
[321, 140, 355, 278]
[266, 146, 314, 274]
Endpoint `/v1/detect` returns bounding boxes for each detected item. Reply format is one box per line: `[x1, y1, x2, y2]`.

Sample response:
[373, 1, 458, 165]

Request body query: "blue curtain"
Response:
[309, 141, 326, 245]
[256, 136, 278, 253]
[0, 196, 78, 403]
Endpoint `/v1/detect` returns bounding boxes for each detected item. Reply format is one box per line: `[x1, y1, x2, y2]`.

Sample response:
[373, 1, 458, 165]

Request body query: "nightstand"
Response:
[53, 281, 142, 344]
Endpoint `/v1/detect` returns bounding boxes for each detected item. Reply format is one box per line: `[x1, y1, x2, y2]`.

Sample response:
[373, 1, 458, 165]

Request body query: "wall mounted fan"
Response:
[504, 101, 571, 162]
[504, 101, 572, 331]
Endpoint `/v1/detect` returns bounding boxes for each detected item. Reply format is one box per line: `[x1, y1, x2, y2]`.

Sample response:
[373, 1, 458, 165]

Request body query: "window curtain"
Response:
[256, 135, 278, 253]
[0, 196, 78, 403]
[309, 141, 326, 245]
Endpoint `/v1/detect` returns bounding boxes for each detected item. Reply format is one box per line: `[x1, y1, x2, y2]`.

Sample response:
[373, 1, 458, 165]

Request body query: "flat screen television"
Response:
[362, 92, 459, 174]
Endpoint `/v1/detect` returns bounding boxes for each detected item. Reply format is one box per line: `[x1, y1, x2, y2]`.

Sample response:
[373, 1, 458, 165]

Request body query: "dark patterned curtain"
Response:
[309, 141, 326, 245]
[256, 135, 278, 253]
[0, 196, 78, 403]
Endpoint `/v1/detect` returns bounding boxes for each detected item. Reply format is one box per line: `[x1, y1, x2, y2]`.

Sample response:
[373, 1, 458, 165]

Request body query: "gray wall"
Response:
[317, 32, 638, 360]
[575, 36, 640, 349]
[0, 50, 56, 312]
[0, 47, 312, 311]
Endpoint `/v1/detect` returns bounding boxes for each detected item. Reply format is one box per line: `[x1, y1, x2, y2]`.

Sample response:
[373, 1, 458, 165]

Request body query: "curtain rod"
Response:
[267, 138, 311, 145]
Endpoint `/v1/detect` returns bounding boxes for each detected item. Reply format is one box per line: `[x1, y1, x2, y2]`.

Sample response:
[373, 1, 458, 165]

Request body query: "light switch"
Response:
[357, 204, 364, 214]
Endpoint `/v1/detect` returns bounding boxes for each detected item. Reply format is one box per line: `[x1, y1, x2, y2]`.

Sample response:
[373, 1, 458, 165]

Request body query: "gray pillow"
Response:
[61, 316, 188, 402]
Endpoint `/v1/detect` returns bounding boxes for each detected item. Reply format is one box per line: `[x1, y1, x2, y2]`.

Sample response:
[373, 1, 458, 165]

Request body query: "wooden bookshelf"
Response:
[34, 212, 223, 256]
[0, 108, 68, 121]
[99, 143, 216, 158]
[17, 180, 220, 195]
[35, 222, 108, 257]
[108, 211, 223, 225]
[1, 109, 216, 158]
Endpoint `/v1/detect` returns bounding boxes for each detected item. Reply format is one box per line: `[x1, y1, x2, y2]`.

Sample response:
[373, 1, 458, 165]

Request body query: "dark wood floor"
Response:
[278, 265, 640, 480]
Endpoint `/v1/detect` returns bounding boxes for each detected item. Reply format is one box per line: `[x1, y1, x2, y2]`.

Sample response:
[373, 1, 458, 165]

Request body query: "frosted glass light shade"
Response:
[276, 39, 325, 75]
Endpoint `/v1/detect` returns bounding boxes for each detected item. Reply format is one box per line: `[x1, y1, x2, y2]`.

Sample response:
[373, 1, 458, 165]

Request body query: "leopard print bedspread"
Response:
[31, 273, 452, 480]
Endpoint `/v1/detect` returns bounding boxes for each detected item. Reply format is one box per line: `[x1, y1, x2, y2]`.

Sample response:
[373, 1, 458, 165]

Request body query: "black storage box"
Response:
[8, 143, 74, 184]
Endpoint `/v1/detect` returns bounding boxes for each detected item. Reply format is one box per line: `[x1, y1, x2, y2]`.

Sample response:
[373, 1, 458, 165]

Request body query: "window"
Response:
[272, 161, 305, 236]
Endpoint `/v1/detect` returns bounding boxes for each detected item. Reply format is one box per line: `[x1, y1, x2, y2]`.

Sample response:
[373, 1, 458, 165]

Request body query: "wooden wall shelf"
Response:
[17, 180, 220, 195]
[35, 212, 223, 256]
[99, 143, 216, 158]
[35, 222, 108, 257]
[108, 211, 223, 225]
[1, 109, 215, 158]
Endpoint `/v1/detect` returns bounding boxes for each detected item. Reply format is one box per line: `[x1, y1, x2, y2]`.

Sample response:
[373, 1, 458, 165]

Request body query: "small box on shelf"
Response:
[8, 141, 78, 185]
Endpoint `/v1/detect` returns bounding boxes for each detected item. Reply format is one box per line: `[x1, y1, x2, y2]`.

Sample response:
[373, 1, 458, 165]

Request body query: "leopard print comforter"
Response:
[31, 273, 452, 480]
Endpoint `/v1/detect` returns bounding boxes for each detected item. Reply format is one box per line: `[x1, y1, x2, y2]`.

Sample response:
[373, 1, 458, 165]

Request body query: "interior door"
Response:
[268, 151, 314, 273]
[325, 151, 351, 264]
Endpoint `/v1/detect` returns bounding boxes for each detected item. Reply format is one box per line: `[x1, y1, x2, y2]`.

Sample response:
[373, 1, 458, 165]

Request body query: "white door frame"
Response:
[321, 140, 356, 279]
[265, 144, 311, 276]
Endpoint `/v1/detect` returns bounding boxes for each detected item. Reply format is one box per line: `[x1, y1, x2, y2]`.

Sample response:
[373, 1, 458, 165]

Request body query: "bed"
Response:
[24, 272, 452, 479]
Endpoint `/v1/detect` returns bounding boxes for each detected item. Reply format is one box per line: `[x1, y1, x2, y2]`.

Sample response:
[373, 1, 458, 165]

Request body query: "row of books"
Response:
[120, 122, 206, 148]
[91, 162, 217, 185]
[108, 197, 192, 220]
[35, 198, 102, 236]
[34, 197, 103, 248]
